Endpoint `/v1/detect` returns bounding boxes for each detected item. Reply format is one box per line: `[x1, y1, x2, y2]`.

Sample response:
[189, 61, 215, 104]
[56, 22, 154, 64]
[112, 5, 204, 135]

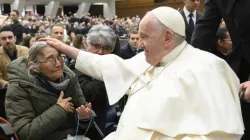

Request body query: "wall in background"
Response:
[116, 0, 204, 18]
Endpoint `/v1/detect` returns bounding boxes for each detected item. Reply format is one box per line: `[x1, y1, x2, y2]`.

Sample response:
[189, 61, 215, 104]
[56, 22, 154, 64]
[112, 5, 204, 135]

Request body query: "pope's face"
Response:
[139, 13, 166, 66]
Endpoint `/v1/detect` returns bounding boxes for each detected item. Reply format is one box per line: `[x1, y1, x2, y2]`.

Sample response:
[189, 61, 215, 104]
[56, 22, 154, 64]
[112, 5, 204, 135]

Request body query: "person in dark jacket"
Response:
[5, 41, 92, 140]
[120, 27, 143, 60]
[119, 27, 143, 112]
[190, 0, 250, 139]
[10, 10, 23, 45]
[179, 0, 203, 44]
[71, 24, 118, 140]
[212, 27, 232, 61]
[30, 24, 38, 37]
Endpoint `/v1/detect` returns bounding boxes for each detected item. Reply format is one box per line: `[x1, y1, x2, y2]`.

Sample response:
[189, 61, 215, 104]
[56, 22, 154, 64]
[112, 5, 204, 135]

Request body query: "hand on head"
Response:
[39, 37, 79, 60]
[39, 37, 64, 50]
[240, 81, 250, 102]
[57, 91, 74, 113]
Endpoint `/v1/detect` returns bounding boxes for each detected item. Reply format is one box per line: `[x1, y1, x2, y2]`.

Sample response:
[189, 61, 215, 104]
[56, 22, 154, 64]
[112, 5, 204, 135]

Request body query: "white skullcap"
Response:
[152, 6, 185, 36]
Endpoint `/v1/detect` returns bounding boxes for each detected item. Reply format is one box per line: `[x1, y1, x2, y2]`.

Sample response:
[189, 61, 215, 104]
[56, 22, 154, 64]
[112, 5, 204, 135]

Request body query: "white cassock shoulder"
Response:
[135, 46, 244, 137]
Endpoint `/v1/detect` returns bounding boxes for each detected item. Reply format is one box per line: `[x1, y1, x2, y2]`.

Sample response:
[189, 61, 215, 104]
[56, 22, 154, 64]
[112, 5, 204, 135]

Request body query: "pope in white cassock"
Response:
[44, 6, 244, 140]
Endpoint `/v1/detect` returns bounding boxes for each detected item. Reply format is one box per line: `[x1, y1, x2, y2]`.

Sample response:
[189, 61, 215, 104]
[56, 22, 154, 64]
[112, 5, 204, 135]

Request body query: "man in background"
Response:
[179, 0, 203, 43]
[120, 27, 143, 59]
[50, 24, 70, 65]
[10, 10, 23, 45]
[0, 25, 28, 88]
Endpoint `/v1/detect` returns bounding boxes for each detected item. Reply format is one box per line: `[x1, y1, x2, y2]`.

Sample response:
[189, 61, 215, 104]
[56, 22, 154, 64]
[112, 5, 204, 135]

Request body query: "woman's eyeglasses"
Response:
[90, 42, 113, 52]
[39, 56, 65, 66]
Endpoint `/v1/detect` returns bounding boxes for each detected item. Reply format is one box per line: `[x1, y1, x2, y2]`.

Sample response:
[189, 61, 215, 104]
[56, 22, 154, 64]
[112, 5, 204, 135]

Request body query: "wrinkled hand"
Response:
[57, 91, 74, 113]
[240, 81, 250, 102]
[76, 103, 92, 120]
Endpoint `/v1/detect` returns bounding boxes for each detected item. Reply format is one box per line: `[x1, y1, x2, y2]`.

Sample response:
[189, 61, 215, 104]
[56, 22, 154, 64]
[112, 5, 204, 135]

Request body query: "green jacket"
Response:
[5, 56, 87, 140]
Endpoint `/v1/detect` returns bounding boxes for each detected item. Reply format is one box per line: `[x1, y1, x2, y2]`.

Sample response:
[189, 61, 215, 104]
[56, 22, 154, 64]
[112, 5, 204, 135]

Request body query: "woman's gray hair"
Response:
[28, 41, 47, 76]
[86, 24, 117, 51]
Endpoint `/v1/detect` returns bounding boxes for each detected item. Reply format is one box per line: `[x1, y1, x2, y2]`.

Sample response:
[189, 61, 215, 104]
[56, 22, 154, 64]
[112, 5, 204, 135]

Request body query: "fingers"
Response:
[76, 105, 91, 119]
[87, 103, 92, 110]
[246, 85, 250, 94]
[58, 91, 64, 100]
[68, 106, 75, 113]
[76, 108, 80, 114]
[65, 97, 72, 102]
[69, 102, 74, 107]
[77, 105, 88, 114]
[38, 38, 58, 46]
[38, 37, 54, 41]
[64, 102, 74, 113]
[76, 103, 93, 119]
[86, 108, 92, 116]
[65, 106, 74, 113]
[240, 81, 250, 90]
[240, 83, 245, 91]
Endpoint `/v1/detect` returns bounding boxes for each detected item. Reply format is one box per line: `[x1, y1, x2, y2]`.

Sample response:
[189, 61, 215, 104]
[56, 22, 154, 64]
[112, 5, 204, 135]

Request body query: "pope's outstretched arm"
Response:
[44, 38, 150, 104]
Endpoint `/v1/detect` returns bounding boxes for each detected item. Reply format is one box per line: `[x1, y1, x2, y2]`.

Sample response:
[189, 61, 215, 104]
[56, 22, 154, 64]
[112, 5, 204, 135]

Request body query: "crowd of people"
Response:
[0, 0, 250, 140]
[0, 11, 140, 45]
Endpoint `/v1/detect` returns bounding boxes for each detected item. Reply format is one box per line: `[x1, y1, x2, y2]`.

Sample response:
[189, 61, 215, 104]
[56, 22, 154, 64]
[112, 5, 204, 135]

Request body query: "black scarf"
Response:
[5, 46, 17, 61]
[34, 72, 70, 95]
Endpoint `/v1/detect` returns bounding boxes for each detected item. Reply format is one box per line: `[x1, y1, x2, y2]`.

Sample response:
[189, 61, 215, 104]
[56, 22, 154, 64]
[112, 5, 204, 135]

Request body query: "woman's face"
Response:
[29, 37, 36, 48]
[38, 46, 64, 82]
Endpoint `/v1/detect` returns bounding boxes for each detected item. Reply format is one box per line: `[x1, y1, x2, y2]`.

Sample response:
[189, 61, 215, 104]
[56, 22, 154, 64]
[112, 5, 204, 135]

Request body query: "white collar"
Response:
[157, 41, 188, 67]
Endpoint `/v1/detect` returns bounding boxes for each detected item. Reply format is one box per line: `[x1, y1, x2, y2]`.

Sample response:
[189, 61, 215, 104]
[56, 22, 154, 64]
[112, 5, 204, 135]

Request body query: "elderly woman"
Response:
[5, 42, 92, 140]
[71, 24, 119, 140]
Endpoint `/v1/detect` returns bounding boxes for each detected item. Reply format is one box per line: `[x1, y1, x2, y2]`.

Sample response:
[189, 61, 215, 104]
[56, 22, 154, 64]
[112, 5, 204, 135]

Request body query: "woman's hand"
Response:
[76, 103, 92, 120]
[57, 91, 74, 113]
[240, 81, 250, 102]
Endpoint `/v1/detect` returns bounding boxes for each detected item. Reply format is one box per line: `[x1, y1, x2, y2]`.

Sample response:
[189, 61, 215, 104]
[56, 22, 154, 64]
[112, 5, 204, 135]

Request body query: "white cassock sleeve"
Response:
[75, 50, 150, 105]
